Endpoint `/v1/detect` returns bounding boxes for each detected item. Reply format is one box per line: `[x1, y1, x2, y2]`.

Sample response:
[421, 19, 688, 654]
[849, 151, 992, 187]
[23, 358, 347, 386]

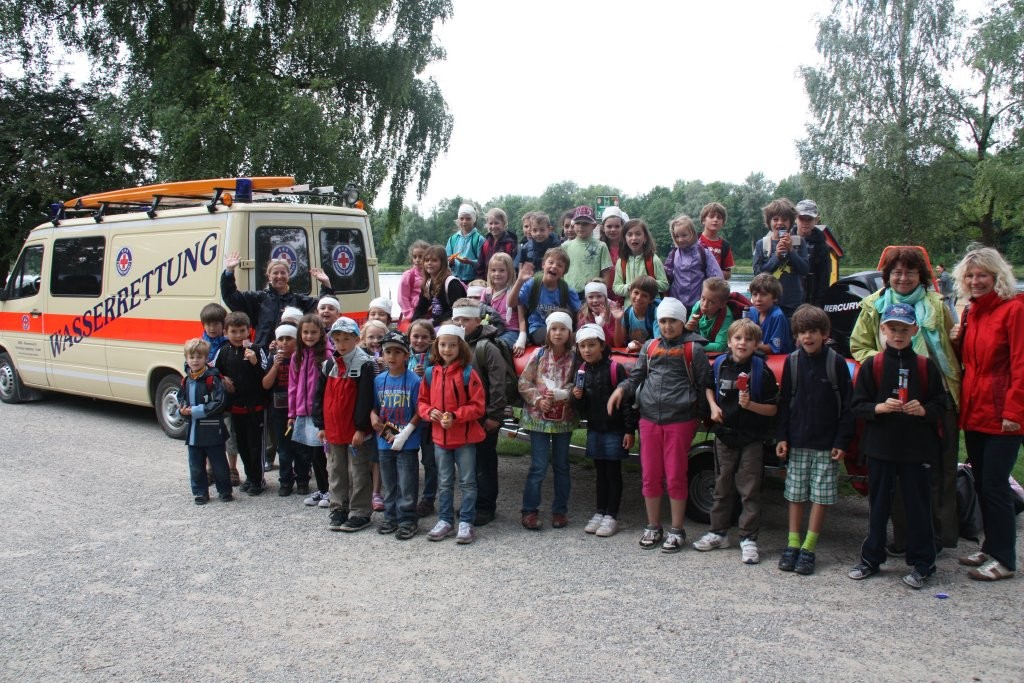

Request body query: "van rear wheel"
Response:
[0, 352, 24, 404]
[155, 374, 187, 440]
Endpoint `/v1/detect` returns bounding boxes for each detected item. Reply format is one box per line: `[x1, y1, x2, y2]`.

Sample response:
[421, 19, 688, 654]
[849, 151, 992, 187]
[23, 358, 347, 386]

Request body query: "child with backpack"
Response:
[514, 211, 561, 274]
[407, 319, 438, 518]
[178, 338, 233, 504]
[847, 303, 947, 589]
[684, 277, 734, 353]
[483, 252, 522, 350]
[753, 198, 808, 319]
[398, 240, 429, 322]
[612, 218, 668, 298]
[665, 214, 722, 310]
[698, 202, 735, 280]
[572, 324, 637, 538]
[696, 319, 779, 563]
[608, 298, 718, 553]
[510, 246, 580, 350]
[518, 311, 579, 530]
[775, 305, 855, 575]
[414, 245, 468, 326]
[416, 324, 487, 544]
[446, 203, 484, 285]
[577, 280, 617, 343]
[613, 275, 660, 352]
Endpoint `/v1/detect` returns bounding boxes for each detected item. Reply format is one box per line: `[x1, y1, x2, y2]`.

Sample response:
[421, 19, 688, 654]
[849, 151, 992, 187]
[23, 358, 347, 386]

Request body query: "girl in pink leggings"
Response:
[608, 297, 719, 553]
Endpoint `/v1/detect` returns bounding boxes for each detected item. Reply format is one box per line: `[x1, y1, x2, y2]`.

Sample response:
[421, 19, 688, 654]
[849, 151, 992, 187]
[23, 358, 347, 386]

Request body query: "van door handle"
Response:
[31, 309, 42, 317]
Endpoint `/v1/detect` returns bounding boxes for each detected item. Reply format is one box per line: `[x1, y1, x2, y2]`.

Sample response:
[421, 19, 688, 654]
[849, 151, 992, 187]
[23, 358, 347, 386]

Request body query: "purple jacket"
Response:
[288, 350, 322, 419]
[665, 244, 722, 307]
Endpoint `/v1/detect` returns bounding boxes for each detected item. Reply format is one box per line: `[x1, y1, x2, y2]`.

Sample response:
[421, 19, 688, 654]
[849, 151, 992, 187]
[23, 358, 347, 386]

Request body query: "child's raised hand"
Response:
[684, 312, 700, 332]
[610, 303, 624, 321]
[224, 251, 241, 272]
[776, 440, 788, 460]
[518, 262, 534, 281]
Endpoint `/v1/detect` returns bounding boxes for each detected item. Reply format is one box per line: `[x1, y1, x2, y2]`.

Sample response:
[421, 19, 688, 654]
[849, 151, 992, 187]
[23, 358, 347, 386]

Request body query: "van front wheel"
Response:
[0, 352, 24, 404]
[155, 374, 187, 440]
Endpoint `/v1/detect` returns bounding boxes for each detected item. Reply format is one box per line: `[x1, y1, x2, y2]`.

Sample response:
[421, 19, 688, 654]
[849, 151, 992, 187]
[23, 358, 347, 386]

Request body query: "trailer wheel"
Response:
[155, 374, 187, 440]
[0, 352, 24, 404]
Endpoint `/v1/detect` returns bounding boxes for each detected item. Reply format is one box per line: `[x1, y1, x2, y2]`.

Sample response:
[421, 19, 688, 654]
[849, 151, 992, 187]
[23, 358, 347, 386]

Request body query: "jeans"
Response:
[267, 407, 309, 487]
[522, 431, 571, 515]
[188, 444, 231, 496]
[379, 448, 420, 526]
[436, 445, 477, 525]
[420, 439, 437, 502]
[966, 431, 1023, 571]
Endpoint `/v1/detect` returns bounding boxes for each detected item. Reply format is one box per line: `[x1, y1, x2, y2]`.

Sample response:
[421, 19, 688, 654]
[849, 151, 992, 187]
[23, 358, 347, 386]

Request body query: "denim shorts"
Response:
[586, 430, 630, 461]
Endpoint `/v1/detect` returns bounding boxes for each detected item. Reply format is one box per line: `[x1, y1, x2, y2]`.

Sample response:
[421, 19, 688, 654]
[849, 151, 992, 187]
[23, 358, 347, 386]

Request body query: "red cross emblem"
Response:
[336, 251, 351, 270]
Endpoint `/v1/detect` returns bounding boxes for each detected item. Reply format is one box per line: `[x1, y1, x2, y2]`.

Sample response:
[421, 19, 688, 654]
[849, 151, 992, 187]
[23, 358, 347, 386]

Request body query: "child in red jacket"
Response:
[417, 324, 486, 544]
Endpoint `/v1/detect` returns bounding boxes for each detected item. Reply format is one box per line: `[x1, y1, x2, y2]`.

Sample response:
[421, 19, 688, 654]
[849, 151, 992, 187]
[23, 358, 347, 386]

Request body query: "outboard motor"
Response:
[822, 270, 883, 358]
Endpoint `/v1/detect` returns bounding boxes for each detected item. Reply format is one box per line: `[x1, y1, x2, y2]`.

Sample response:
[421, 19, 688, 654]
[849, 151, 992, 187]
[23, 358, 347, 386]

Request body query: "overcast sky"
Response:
[408, 0, 987, 212]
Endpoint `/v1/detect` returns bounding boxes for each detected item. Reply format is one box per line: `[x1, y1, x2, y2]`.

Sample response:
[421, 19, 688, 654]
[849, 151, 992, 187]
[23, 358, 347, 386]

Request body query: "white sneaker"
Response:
[584, 513, 604, 534]
[427, 520, 453, 541]
[693, 531, 729, 551]
[318, 495, 331, 508]
[595, 515, 618, 537]
[455, 522, 475, 545]
[304, 490, 325, 506]
[740, 538, 760, 564]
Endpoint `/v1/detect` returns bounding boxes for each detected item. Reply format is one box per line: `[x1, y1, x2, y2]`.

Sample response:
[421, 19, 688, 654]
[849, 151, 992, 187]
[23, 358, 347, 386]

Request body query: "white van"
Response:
[0, 179, 380, 438]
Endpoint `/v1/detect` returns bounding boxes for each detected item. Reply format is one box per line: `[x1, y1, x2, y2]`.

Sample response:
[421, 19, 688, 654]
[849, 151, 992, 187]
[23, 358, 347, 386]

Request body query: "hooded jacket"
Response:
[417, 361, 487, 448]
[958, 291, 1024, 435]
[618, 331, 713, 424]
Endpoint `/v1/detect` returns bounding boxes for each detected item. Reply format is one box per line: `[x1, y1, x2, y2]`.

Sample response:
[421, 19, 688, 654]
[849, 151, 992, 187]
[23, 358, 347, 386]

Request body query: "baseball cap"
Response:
[881, 303, 916, 326]
[795, 200, 819, 218]
[571, 205, 597, 225]
[329, 317, 360, 336]
[380, 330, 410, 353]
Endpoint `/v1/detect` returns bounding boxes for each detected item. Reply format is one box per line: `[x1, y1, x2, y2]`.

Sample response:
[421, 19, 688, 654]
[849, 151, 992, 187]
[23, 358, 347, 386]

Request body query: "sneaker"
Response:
[378, 520, 399, 535]
[372, 493, 385, 512]
[395, 524, 418, 541]
[968, 558, 1015, 581]
[456, 522, 476, 545]
[474, 510, 495, 527]
[318, 496, 331, 509]
[848, 561, 879, 580]
[194, 495, 209, 505]
[278, 485, 293, 497]
[229, 467, 240, 486]
[339, 516, 371, 532]
[239, 480, 252, 493]
[639, 525, 664, 550]
[902, 569, 928, 589]
[693, 531, 729, 552]
[958, 551, 989, 567]
[247, 480, 265, 496]
[304, 490, 326, 507]
[661, 528, 686, 554]
[427, 520, 454, 541]
[328, 509, 346, 531]
[551, 513, 568, 529]
[794, 549, 816, 575]
[219, 492, 233, 502]
[740, 538, 760, 565]
[778, 547, 800, 572]
[296, 483, 310, 496]
[595, 515, 618, 538]
[416, 499, 435, 518]
[521, 511, 541, 531]
[584, 513, 605, 534]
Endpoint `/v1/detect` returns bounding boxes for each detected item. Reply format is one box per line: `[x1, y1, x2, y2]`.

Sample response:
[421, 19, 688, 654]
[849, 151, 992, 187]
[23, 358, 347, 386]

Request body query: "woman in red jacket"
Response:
[417, 324, 486, 545]
[952, 246, 1024, 581]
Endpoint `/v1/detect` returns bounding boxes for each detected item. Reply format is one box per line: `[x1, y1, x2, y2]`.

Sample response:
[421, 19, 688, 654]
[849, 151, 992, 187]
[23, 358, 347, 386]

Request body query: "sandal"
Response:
[968, 559, 1015, 581]
[957, 551, 989, 567]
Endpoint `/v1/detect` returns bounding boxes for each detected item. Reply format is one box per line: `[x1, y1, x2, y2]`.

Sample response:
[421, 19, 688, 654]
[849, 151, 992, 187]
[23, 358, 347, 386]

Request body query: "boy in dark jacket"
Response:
[214, 311, 270, 495]
[178, 338, 232, 505]
[314, 317, 376, 532]
[697, 319, 779, 564]
[848, 303, 947, 589]
[776, 305, 855, 575]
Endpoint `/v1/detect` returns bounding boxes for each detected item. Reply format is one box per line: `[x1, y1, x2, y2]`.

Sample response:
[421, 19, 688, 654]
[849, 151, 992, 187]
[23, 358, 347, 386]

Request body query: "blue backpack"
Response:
[712, 354, 765, 401]
[423, 364, 472, 391]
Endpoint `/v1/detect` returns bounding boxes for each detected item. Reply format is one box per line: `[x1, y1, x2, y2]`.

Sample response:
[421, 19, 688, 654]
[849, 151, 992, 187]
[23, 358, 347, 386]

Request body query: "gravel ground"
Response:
[1, 394, 1022, 682]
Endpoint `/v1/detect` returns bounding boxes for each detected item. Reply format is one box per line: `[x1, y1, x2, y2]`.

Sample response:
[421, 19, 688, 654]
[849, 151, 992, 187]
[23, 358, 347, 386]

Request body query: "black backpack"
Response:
[473, 337, 522, 409]
[955, 464, 983, 541]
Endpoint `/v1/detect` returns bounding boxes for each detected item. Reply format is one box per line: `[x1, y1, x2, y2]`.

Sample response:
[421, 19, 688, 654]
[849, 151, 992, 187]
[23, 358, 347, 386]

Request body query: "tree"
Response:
[0, 76, 149, 282]
[0, 0, 453, 240]
[799, 0, 960, 254]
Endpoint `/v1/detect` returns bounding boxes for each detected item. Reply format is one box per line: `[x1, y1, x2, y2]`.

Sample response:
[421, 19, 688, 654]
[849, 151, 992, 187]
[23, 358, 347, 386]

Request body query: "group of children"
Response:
[177, 198, 949, 588]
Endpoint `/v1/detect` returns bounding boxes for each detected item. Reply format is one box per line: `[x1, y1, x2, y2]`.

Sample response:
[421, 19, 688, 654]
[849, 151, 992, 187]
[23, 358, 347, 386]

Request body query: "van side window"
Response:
[320, 228, 369, 294]
[3, 245, 44, 299]
[255, 227, 311, 294]
[51, 237, 104, 297]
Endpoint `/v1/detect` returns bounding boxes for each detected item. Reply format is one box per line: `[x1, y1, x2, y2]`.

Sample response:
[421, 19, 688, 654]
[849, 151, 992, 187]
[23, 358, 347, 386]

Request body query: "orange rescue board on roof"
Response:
[64, 176, 297, 209]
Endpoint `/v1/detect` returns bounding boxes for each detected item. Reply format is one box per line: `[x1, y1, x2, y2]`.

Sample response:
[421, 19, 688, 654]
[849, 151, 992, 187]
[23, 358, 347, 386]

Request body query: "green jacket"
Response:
[849, 288, 961, 409]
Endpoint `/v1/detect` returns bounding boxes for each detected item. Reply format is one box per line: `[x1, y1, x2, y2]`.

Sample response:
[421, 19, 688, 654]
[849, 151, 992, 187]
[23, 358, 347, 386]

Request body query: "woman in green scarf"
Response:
[850, 246, 961, 552]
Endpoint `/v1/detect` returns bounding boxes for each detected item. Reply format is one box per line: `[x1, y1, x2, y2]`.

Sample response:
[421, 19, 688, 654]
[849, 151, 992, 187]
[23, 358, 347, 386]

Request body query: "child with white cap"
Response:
[446, 203, 485, 285]
[608, 297, 719, 553]
[571, 323, 637, 537]
[518, 311, 579, 531]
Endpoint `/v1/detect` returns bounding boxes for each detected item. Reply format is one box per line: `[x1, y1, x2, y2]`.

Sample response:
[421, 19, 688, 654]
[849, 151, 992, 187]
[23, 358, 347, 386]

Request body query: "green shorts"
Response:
[784, 448, 838, 505]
